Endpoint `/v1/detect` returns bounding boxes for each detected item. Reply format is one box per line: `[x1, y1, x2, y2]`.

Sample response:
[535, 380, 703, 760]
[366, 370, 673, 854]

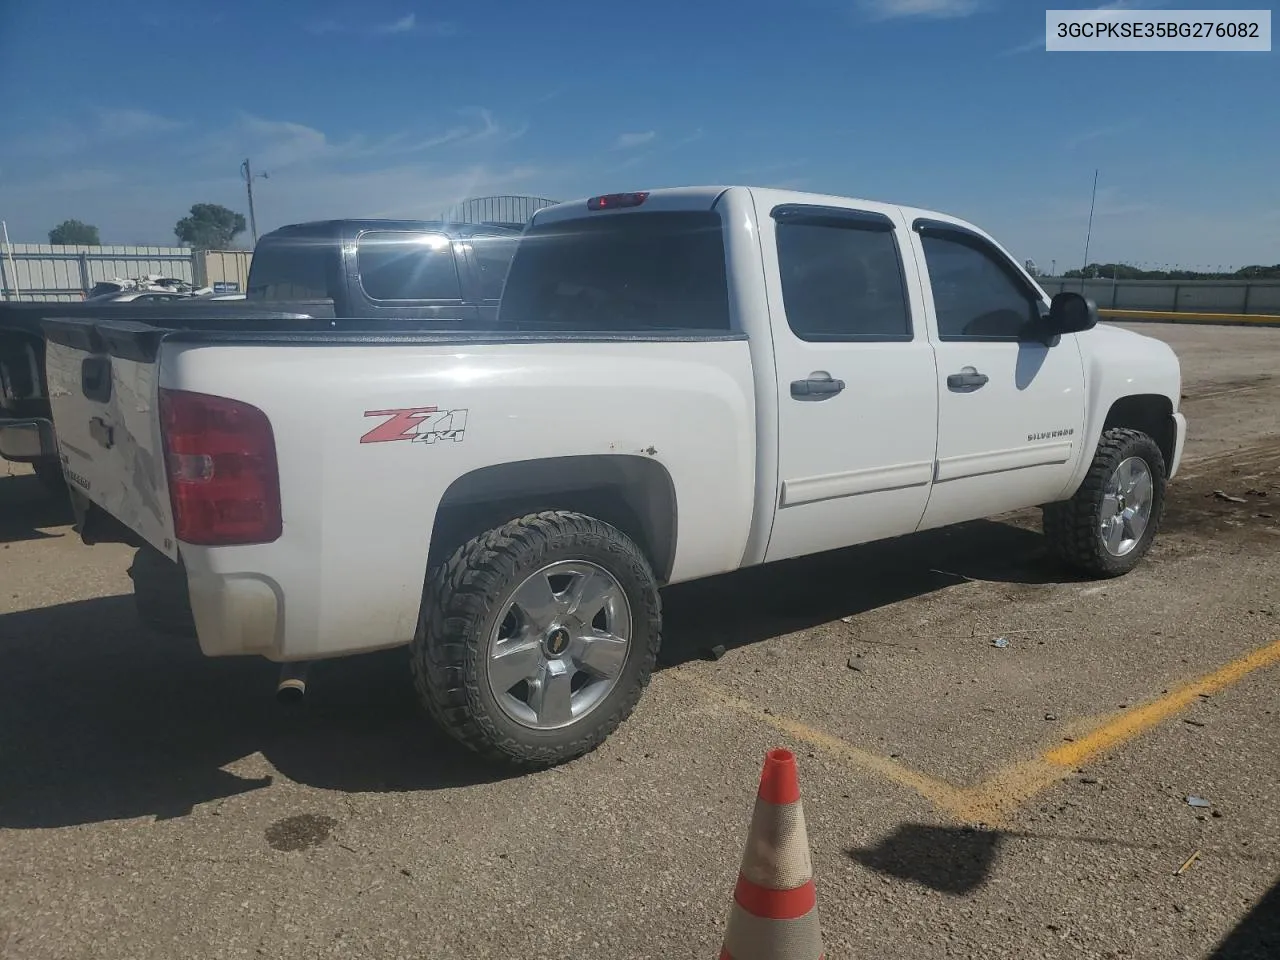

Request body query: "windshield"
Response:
[498, 211, 730, 332]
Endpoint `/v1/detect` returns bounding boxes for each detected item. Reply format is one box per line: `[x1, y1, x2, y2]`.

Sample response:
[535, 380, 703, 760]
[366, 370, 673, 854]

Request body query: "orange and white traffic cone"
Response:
[719, 748, 824, 960]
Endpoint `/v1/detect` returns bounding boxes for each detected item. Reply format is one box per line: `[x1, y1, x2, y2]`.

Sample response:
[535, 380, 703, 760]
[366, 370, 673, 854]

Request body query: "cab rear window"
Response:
[498, 211, 730, 332]
[246, 236, 332, 300]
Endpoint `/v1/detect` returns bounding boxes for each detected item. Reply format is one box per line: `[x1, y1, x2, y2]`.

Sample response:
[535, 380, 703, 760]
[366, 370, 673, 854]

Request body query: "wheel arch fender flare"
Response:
[427, 454, 679, 582]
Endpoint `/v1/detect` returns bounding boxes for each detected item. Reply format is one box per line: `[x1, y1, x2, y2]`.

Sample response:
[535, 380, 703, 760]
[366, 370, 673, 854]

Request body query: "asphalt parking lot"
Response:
[1, 321, 1277, 960]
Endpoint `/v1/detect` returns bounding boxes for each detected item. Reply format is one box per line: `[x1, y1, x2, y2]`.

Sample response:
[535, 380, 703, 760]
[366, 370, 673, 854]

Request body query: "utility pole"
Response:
[241, 158, 269, 247]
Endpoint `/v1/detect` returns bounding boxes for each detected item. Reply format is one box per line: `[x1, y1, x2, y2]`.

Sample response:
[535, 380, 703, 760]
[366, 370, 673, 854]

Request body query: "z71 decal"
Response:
[361, 407, 469, 445]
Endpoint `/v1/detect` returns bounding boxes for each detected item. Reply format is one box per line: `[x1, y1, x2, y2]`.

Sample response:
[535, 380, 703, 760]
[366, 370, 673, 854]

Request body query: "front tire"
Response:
[410, 510, 663, 768]
[1043, 427, 1167, 578]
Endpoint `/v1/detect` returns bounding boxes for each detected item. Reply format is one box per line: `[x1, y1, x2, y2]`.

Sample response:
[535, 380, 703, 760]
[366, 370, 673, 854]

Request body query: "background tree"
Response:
[1061, 262, 1280, 281]
[48, 220, 100, 245]
[174, 203, 247, 250]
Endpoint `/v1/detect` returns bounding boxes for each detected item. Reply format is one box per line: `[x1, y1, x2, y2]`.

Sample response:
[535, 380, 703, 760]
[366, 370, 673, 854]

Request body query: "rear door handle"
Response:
[791, 375, 846, 401]
[946, 367, 989, 391]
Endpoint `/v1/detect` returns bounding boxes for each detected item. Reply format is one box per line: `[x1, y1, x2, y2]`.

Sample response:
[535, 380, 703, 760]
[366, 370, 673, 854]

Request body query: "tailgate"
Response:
[43, 318, 178, 559]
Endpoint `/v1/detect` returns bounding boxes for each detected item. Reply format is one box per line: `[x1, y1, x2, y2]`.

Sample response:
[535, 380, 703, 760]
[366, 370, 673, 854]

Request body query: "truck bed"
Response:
[43, 314, 756, 660]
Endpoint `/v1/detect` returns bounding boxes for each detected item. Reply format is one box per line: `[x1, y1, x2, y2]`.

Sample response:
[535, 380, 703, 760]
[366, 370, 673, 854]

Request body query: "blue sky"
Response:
[1, 0, 1276, 270]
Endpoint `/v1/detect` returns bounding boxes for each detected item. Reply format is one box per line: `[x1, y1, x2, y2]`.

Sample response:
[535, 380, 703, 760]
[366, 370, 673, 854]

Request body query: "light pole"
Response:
[241, 158, 269, 247]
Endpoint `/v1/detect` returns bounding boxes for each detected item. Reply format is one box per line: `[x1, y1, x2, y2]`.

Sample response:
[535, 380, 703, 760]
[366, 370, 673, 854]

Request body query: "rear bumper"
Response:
[186, 571, 284, 659]
[0, 417, 57, 463]
[1168, 412, 1187, 479]
[130, 545, 283, 658]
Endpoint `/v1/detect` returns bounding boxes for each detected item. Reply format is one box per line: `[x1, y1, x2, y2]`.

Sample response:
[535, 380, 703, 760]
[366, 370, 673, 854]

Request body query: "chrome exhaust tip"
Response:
[276, 661, 312, 705]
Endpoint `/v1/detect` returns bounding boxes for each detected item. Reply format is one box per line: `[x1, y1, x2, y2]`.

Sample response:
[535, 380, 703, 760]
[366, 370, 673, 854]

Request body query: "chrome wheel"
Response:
[1099, 456, 1154, 557]
[486, 560, 633, 730]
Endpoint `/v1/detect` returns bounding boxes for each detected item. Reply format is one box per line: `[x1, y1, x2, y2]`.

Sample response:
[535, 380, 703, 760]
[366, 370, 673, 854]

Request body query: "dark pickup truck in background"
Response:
[0, 218, 522, 490]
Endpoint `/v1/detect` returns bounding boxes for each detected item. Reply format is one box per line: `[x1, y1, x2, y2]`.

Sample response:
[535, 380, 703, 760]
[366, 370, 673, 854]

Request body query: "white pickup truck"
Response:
[33, 186, 1186, 767]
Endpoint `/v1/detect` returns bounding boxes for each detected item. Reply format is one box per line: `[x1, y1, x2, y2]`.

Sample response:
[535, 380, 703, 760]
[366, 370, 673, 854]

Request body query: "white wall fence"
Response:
[1037, 277, 1280, 316]
[0, 244, 253, 302]
[5, 242, 1275, 316]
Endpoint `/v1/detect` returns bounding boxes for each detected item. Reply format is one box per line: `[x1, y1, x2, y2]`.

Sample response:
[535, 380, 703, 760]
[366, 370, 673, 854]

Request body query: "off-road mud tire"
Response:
[1043, 427, 1167, 578]
[410, 510, 663, 768]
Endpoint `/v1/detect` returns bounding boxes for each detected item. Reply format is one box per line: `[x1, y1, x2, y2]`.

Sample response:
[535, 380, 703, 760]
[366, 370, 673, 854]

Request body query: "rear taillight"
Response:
[159, 388, 282, 545]
[587, 192, 649, 210]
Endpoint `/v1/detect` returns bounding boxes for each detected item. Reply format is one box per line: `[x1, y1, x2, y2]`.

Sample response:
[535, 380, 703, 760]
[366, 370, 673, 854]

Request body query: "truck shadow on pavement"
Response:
[659, 515, 1072, 666]
[0, 596, 506, 829]
[0, 473, 73, 543]
[0, 515, 1069, 830]
[1208, 874, 1280, 960]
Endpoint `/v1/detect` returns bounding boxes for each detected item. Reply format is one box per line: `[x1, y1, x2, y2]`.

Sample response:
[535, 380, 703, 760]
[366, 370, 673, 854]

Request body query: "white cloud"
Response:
[612, 131, 657, 150]
[375, 13, 416, 34]
[861, 0, 981, 21]
[5, 108, 185, 158]
[0, 110, 562, 244]
[15, 169, 126, 197]
[306, 13, 457, 37]
[1002, 34, 1045, 55]
[196, 108, 526, 172]
[0, 156, 565, 247]
[613, 128, 704, 171]
[94, 108, 183, 137]
[1064, 124, 1133, 150]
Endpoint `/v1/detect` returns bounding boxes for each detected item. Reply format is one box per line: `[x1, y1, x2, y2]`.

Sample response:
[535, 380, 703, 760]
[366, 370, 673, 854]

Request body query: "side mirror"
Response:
[1047, 291, 1098, 335]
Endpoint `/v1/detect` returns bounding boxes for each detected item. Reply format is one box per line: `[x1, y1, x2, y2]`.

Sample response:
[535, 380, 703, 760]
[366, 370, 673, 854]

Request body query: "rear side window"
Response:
[774, 210, 911, 341]
[247, 236, 332, 300]
[498, 211, 730, 331]
[357, 231, 461, 302]
[469, 234, 518, 301]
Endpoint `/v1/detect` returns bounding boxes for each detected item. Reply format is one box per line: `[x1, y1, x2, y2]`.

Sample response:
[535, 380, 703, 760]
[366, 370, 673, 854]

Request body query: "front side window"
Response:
[357, 231, 461, 302]
[499, 211, 730, 331]
[774, 213, 911, 341]
[920, 233, 1040, 340]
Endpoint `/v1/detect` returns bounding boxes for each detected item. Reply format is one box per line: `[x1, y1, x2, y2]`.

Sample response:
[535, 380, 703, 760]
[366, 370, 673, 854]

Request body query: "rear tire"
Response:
[410, 510, 662, 768]
[1043, 427, 1167, 578]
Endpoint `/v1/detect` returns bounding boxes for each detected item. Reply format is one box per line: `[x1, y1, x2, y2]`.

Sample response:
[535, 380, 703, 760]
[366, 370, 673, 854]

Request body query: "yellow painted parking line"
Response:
[679, 636, 1280, 828]
[1100, 308, 1280, 324]
[957, 635, 1280, 824]
[1044, 636, 1280, 769]
[680, 673, 972, 821]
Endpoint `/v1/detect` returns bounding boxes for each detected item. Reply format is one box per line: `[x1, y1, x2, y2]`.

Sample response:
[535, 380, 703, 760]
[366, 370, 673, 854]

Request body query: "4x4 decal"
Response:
[361, 407, 469, 444]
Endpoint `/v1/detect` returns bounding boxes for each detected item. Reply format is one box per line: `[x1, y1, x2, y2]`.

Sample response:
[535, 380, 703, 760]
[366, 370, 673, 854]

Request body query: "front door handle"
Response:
[791, 374, 846, 401]
[947, 367, 989, 391]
